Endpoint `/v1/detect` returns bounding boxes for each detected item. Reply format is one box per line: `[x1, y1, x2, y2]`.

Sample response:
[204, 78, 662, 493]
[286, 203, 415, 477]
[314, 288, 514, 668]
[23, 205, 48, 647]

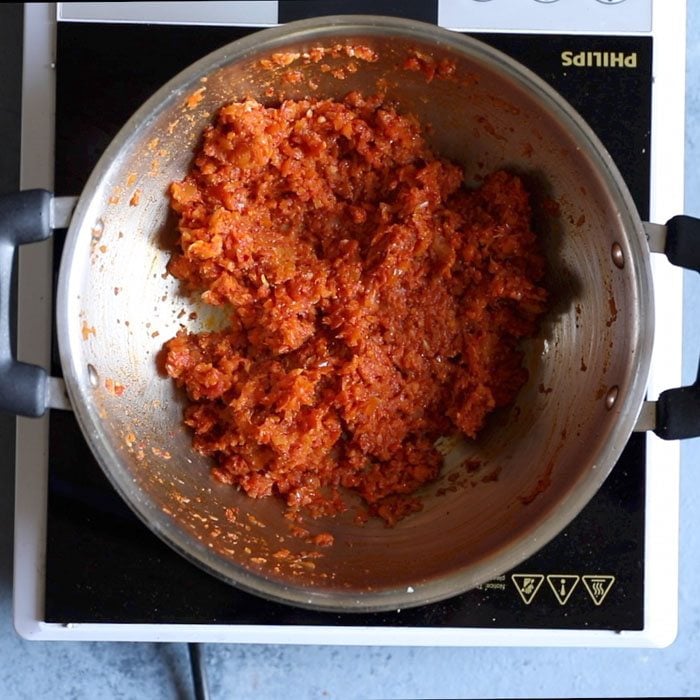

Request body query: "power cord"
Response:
[188, 642, 211, 700]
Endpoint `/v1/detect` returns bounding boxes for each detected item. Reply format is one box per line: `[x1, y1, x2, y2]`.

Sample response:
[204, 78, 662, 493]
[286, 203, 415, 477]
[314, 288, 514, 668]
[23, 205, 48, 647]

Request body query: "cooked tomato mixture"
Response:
[163, 92, 548, 525]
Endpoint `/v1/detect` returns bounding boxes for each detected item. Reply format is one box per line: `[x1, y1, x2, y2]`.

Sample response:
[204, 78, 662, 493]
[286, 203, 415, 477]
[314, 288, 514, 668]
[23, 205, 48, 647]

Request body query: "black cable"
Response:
[188, 642, 211, 700]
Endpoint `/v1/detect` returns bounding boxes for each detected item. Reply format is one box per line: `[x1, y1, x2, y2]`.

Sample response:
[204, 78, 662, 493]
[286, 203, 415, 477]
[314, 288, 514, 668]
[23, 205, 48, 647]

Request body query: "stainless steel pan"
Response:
[2, 16, 699, 612]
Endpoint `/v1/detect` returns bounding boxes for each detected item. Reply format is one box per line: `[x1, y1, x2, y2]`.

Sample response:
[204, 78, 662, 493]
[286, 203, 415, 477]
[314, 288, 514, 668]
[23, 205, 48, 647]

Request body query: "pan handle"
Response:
[0, 189, 73, 417]
[645, 215, 700, 440]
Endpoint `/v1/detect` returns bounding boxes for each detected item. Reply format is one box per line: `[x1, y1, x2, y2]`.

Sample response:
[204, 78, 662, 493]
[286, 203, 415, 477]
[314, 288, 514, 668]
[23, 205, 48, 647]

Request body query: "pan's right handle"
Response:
[644, 216, 700, 440]
[0, 190, 53, 417]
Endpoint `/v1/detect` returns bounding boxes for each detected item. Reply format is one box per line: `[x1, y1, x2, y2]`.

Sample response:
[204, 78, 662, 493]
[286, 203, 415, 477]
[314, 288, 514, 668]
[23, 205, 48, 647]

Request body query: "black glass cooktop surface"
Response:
[45, 17, 651, 630]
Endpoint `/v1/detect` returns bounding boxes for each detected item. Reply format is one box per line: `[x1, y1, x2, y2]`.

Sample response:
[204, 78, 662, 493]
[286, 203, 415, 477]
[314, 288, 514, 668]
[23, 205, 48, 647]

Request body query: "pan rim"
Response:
[55, 14, 655, 613]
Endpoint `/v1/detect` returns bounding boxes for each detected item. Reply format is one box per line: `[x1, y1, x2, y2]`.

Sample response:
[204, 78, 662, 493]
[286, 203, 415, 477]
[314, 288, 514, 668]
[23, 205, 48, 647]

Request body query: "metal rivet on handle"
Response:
[605, 386, 619, 410]
[87, 363, 99, 387]
[611, 243, 624, 269]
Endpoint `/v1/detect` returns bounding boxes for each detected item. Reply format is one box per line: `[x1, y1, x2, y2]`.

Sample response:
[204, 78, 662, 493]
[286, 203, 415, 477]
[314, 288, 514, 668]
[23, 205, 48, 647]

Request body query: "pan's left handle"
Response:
[644, 215, 700, 440]
[0, 190, 74, 417]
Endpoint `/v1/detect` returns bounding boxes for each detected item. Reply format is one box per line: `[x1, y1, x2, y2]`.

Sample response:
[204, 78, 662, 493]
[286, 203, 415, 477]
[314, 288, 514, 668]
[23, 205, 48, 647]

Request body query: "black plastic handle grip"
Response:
[654, 215, 700, 440]
[0, 189, 52, 417]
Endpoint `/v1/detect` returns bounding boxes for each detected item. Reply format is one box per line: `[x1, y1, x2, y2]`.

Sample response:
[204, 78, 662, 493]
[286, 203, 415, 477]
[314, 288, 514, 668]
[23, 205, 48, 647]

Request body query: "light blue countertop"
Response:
[1, 4, 700, 699]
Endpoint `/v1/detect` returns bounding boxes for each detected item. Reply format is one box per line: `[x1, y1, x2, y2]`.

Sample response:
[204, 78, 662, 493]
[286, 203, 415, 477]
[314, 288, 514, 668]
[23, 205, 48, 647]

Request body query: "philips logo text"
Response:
[561, 51, 637, 68]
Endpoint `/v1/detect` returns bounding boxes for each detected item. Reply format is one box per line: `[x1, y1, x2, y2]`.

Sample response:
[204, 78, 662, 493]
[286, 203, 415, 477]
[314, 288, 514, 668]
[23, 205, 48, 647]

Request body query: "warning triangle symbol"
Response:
[511, 574, 545, 605]
[546, 574, 580, 605]
[582, 575, 615, 606]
